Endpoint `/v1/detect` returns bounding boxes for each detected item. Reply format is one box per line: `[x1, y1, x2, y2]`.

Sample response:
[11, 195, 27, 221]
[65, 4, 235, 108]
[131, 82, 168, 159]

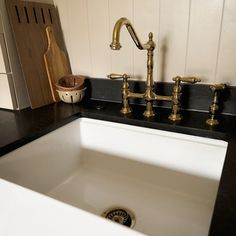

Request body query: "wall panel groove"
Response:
[184, 0, 192, 76]
[86, 0, 93, 76]
[87, 0, 110, 78]
[158, 0, 190, 82]
[215, 0, 236, 85]
[214, 0, 225, 83]
[133, 0, 159, 81]
[54, 0, 236, 85]
[185, 0, 224, 83]
[108, 0, 133, 76]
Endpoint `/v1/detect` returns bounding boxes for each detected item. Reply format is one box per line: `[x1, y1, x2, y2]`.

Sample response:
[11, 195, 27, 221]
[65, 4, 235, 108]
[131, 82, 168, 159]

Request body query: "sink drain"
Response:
[101, 207, 135, 228]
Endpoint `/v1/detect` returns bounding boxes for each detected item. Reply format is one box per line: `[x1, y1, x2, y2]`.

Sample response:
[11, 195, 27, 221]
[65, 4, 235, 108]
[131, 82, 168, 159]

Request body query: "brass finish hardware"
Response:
[172, 76, 201, 84]
[110, 17, 152, 51]
[107, 73, 133, 114]
[206, 84, 226, 126]
[107, 73, 130, 80]
[109, 17, 201, 119]
[168, 76, 201, 121]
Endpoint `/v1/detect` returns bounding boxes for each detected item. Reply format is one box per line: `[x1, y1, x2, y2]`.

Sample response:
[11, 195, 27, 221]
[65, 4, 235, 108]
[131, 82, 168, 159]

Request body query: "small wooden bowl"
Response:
[55, 75, 85, 91]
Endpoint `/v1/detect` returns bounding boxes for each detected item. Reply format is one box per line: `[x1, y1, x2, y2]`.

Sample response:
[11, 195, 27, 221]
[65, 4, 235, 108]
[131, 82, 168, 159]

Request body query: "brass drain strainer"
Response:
[102, 207, 135, 228]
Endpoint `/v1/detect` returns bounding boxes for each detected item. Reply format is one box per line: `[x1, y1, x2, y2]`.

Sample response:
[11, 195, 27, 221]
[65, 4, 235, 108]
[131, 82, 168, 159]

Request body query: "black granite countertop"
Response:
[0, 99, 236, 235]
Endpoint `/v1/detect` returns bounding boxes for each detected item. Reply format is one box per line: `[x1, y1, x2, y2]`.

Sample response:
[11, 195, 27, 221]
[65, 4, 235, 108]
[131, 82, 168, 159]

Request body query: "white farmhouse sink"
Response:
[0, 118, 228, 236]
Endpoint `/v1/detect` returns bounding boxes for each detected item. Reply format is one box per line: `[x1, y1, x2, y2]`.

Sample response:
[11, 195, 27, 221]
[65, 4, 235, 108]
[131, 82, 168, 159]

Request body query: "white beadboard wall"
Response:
[53, 0, 236, 85]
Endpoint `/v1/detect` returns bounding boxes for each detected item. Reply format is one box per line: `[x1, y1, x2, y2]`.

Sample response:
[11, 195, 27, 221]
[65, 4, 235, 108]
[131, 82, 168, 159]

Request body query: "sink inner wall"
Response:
[48, 148, 220, 236]
[0, 118, 228, 236]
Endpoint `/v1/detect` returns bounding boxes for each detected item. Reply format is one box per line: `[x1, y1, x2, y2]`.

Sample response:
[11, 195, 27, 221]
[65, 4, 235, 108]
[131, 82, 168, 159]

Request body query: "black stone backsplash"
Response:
[85, 78, 236, 115]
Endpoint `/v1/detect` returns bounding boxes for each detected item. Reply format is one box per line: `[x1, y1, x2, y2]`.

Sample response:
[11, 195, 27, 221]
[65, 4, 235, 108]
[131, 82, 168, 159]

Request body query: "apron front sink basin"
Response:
[0, 118, 228, 236]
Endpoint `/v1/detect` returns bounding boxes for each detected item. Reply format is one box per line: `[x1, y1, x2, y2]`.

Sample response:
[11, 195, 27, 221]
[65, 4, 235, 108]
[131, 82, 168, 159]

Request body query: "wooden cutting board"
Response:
[44, 26, 71, 102]
[6, 0, 68, 108]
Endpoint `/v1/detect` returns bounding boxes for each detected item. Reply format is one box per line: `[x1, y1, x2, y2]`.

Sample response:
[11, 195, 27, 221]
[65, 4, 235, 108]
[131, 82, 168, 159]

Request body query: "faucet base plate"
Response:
[168, 113, 182, 122]
[121, 107, 132, 114]
[206, 118, 219, 126]
[143, 110, 155, 118]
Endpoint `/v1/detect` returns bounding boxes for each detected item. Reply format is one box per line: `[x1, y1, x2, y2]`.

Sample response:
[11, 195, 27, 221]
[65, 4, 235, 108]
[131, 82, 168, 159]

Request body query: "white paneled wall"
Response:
[133, 0, 159, 80]
[185, 0, 224, 83]
[54, 0, 236, 85]
[87, 0, 110, 77]
[216, 0, 236, 84]
[109, 0, 133, 77]
[158, 0, 190, 82]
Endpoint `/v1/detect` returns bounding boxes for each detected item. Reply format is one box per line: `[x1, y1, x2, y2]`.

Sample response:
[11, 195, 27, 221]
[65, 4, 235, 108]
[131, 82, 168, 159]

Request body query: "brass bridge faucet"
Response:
[108, 17, 201, 121]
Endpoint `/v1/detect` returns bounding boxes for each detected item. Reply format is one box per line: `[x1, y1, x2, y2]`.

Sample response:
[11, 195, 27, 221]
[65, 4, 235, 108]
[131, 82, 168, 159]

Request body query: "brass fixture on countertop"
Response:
[108, 17, 201, 120]
[206, 84, 226, 126]
[168, 76, 201, 121]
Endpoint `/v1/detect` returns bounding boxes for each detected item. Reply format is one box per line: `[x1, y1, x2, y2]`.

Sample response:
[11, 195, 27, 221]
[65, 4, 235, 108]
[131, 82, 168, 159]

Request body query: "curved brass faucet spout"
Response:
[109, 17, 160, 118]
[110, 17, 151, 50]
[109, 17, 201, 119]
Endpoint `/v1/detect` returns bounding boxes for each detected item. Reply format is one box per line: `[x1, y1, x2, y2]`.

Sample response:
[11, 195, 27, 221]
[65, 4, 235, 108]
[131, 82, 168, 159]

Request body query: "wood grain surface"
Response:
[6, 0, 67, 108]
[44, 26, 71, 102]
